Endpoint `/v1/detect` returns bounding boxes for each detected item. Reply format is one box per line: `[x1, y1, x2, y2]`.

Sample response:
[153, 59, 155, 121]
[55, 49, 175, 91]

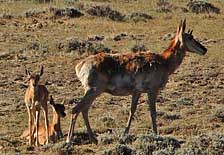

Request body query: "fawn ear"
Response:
[49, 95, 55, 105]
[62, 99, 65, 105]
[39, 66, 44, 76]
[25, 69, 31, 76]
[188, 29, 193, 35]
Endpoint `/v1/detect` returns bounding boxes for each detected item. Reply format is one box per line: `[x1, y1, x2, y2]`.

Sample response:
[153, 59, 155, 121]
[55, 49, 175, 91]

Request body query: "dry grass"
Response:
[0, 0, 224, 154]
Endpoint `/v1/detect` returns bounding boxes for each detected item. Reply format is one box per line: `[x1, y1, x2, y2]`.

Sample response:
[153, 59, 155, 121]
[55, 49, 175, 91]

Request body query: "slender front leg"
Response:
[35, 109, 40, 146]
[43, 107, 49, 144]
[82, 107, 97, 144]
[66, 88, 101, 143]
[27, 107, 33, 145]
[123, 93, 140, 136]
[66, 113, 78, 143]
[147, 90, 159, 134]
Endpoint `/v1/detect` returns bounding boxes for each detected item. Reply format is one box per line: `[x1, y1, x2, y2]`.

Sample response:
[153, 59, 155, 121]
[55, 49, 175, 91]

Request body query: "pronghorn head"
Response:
[175, 19, 207, 55]
[25, 66, 44, 88]
[49, 95, 66, 118]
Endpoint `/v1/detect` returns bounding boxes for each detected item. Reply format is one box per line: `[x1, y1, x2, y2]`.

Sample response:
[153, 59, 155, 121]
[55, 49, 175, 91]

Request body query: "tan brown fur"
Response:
[66, 19, 207, 144]
[21, 96, 66, 145]
[24, 66, 49, 146]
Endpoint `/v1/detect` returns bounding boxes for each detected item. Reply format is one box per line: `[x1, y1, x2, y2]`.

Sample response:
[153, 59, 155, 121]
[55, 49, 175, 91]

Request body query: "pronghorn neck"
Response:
[162, 39, 186, 75]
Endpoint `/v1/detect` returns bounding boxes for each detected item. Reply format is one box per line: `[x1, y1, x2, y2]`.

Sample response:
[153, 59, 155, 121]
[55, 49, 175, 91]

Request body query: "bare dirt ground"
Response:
[0, 0, 224, 154]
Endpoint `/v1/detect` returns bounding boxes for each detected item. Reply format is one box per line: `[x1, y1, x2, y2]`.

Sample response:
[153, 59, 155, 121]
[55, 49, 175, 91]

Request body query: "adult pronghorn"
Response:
[66, 19, 207, 144]
[24, 66, 49, 146]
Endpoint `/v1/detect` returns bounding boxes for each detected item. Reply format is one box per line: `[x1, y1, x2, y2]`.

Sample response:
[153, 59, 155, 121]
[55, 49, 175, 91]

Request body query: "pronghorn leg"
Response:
[35, 108, 40, 146]
[66, 113, 78, 143]
[82, 106, 97, 144]
[26, 107, 33, 145]
[119, 93, 140, 144]
[66, 88, 101, 143]
[42, 104, 49, 144]
[147, 90, 159, 134]
[123, 93, 140, 136]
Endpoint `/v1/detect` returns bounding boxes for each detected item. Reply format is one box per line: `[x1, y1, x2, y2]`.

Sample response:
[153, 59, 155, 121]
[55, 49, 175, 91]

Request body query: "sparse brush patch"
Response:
[35, 0, 52, 3]
[115, 144, 132, 155]
[163, 112, 181, 121]
[100, 116, 116, 128]
[101, 144, 132, 155]
[156, 0, 188, 13]
[23, 7, 83, 19]
[86, 5, 125, 21]
[22, 42, 49, 56]
[87, 35, 105, 42]
[113, 32, 128, 41]
[24, 8, 47, 18]
[49, 142, 73, 155]
[98, 133, 114, 144]
[156, 0, 173, 13]
[49, 7, 84, 18]
[72, 131, 93, 145]
[119, 134, 136, 144]
[56, 38, 111, 55]
[0, 12, 13, 19]
[101, 149, 113, 155]
[127, 12, 153, 22]
[177, 134, 224, 155]
[131, 44, 148, 53]
[133, 134, 181, 154]
[187, 0, 220, 14]
[176, 97, 193, 106]
[210, 106, 224, 122]
[163, 126, 177, 134]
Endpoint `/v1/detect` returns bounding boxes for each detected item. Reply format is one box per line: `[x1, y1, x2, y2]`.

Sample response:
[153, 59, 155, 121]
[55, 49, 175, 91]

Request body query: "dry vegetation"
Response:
[0, 0, 224, 154]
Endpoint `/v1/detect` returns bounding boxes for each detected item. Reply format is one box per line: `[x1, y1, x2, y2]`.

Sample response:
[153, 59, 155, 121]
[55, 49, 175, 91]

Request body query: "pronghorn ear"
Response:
[49, 95, 55, 105]
[179, 19, 186, 35]
[62, 99, 65, 105]
[25, 69, 31, 76]
[176, 19, 186, 45]
[175, 20, 183, 43]
[40, 66, 44, 76]
[182, 19, 186, 33]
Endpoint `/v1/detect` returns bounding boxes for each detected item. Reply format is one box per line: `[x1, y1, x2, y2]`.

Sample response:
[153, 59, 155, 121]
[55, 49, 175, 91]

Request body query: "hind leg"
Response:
[42, 103, 49, 144]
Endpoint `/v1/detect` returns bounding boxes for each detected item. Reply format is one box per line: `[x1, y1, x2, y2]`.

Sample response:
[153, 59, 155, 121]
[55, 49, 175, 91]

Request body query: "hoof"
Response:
[119, 135, 128, 144]
[90, 137, 98, 144]
[119, 134, 135, 144]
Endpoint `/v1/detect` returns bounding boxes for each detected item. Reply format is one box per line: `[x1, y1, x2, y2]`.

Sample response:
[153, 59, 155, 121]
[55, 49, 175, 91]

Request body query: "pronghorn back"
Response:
[75, 52, 169, 95]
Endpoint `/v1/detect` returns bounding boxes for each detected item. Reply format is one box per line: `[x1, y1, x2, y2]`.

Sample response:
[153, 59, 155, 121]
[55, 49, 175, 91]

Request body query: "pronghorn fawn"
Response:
[21, 96, 66, 145]
[66, 19, 207, 144]
[24, 66, 49, 146]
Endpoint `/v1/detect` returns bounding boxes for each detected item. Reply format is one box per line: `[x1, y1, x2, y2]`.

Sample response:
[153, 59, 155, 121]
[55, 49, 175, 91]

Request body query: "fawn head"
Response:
[25, 66, 44, 88]
[175, 19, 207, 55]
[49, 96, 66, 118]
